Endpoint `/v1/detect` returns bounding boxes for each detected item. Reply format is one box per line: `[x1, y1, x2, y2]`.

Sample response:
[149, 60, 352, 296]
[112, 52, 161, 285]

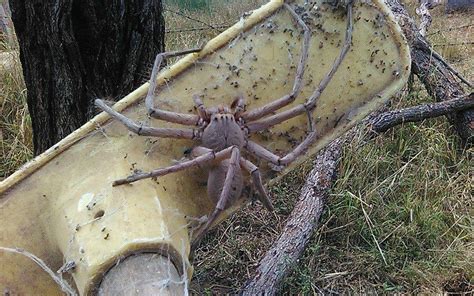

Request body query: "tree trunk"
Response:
[9, 0, 165, 154]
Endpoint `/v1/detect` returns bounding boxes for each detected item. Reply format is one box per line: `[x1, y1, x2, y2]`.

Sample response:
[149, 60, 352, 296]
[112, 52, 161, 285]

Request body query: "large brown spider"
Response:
[95, 2, 354, 248]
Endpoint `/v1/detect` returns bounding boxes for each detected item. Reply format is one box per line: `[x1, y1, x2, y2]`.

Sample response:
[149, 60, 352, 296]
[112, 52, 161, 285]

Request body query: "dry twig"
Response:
[386, 0, 474, 142]
[430, 49, 473, 88]
[427, 23, 473, 36]
[239, 92, 474, 293]
[240, 138, 344, 295]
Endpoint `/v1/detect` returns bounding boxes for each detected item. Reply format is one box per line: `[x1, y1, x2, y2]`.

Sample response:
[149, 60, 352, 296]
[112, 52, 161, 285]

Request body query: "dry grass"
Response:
[1, 0, 472, 294]
[164, 0, 267, 51]
[404, 1, 473, 81]
[165, 1, 473, 294]
[0, 47, 32, 180]
[191, 89, 473, 293]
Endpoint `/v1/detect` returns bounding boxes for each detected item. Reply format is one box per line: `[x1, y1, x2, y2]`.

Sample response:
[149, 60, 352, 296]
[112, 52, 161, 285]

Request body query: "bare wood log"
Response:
[240, 138, 344, 296]
[241, 1, 473, 293]
[416, 1, 431, 37]
[240, 94, 474, 294]
[386, 0, 474, 143]
[416, 0, 441, 37]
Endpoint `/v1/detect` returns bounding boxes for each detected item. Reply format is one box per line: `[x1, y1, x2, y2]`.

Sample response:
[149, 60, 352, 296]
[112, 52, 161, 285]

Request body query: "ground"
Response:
[0, 0, 472, 294]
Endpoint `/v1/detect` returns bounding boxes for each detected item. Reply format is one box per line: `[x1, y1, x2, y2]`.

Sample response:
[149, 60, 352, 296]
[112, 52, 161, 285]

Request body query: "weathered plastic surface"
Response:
[0, 0, 410, 294]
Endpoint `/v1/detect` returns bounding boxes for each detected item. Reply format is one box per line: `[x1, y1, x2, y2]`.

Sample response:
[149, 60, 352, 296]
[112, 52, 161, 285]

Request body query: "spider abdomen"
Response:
[201, 113, 244, 151]
[207, 160, 243, 208]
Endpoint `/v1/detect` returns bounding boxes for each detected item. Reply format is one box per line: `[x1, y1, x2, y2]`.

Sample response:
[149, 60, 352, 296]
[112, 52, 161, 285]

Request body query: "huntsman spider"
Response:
[95, 2, 354, 248]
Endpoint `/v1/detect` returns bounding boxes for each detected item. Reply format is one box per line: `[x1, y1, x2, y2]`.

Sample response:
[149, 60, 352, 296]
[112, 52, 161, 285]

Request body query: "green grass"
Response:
[191, 85, 472, 294]
[1, 0, 472, 294]
[280, 98, 473, 293]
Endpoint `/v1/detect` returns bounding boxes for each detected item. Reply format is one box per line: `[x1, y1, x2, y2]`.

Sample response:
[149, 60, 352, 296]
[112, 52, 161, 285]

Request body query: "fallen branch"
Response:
[240, 1, 474, 293]
[240, 138, 344, 295]
[370, 94, 474, 133]
[430, 49, 472, 88]
[239, 93, 473, 294]
[416, 0, 435, 37]
[412, 0, 472, 88]
[386, 0, 474, 143]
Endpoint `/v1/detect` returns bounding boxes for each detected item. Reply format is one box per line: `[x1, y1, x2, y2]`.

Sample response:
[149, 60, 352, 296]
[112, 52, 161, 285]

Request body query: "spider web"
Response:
[0, 0, 410, 293]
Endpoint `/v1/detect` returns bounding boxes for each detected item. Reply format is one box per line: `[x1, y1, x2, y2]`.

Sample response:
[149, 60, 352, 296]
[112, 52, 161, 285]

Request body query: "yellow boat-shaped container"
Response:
[0, 0, 410, 294]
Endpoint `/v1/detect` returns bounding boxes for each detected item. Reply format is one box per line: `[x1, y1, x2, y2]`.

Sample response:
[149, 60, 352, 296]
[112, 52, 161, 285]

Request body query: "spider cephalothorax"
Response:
[95, 2, 354, 248]
[193, 98, 247, 210]
[197, 99, 246, 151]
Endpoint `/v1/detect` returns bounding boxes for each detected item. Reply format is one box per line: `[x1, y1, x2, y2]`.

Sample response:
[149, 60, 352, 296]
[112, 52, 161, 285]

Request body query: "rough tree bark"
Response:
[9, 0, 165, 154]
[240, 94, 473, 294]
[241, 0, 473, 292]
[370, 94, 474, 133]
[386, 0, 473, 143]
[415, 0, 441, 37]
[241, 138, 344, 296]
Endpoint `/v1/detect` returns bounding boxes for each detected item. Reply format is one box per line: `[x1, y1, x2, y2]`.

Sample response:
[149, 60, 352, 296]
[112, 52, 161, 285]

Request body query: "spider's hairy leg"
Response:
[112, 146, 237, 186]
[245, 129, 317, 169]
[241, 3, 311, 122]
[193, 94, 209, 121]
[146, 48, 202, 125]
[245, 0, 354, 133]
[191, 147, 241, 250]
[191, 147, 273, 215]
[95, 99, 197, 138]
[239, 157, 274, 211]
[246, 104, 307, 133]
[232, 94, 245, 118]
